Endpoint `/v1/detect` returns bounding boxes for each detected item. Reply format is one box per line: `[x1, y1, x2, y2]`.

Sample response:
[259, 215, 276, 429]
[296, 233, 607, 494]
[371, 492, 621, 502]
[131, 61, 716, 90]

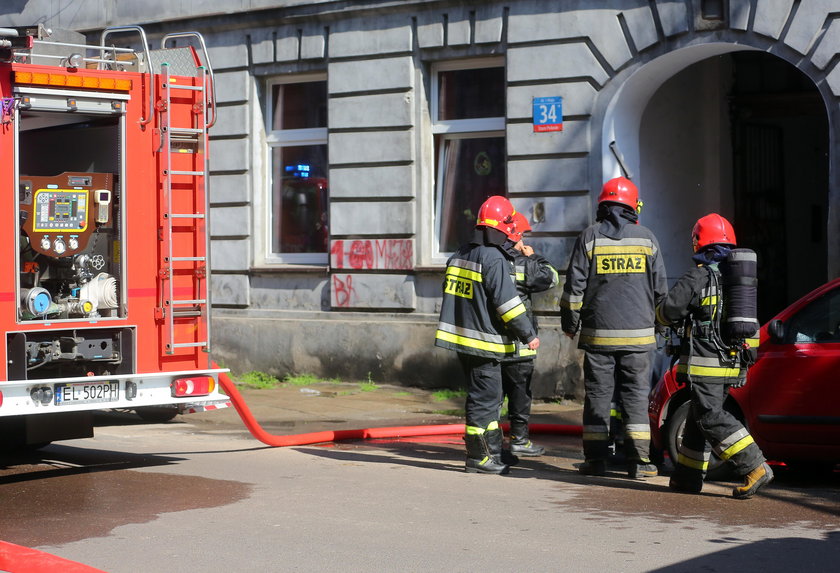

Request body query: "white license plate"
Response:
[55, 381, 120, 405]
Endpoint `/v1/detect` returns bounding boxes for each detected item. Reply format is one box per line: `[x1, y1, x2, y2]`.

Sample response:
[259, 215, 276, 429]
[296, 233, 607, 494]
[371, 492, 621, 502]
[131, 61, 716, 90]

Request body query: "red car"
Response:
[649, 277, 840, 475]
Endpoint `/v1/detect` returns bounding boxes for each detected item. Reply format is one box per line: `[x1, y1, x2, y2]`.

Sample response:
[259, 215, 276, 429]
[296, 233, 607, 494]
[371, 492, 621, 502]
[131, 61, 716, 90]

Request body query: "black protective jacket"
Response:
[656, 263, 759, 384]
[505, 245, 559, 360]
[560, 219, 667, 352]
[435, 235, 536, 360]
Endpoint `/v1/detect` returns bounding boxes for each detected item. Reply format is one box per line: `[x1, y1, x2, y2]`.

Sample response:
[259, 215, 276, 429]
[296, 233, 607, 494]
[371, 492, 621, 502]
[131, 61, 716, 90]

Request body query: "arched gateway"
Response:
[599, 25, 836, 319]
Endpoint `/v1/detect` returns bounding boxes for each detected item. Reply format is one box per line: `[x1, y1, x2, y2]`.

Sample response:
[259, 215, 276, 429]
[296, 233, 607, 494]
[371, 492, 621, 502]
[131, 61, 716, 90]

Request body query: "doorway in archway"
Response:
[729, 51, 828, 321]
[639, 51, 828, 322]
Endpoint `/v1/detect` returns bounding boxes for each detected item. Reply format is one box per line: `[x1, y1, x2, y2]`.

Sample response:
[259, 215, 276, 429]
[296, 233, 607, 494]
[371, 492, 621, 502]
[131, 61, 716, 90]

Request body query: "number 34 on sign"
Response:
[532, 96, 563, 133]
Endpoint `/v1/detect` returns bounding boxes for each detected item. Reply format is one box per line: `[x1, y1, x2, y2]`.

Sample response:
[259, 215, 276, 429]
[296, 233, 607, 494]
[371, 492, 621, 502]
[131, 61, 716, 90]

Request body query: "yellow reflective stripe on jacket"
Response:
[518, 347, 537, 357]
[445, 265, 482, 283]
[592, 244, 654, 256]
[500, 303, 526, 322]
[699, 285, 719, 314]
[449, 257, 481, 272]
[437, 322, 509, 344]
[435, 330, 516, 354]
[581, 334, 656, 346]
[498, 296, 527, 323]
[676, 363, 741, 378]
[700, 295, 718, 307]
[700, 285, 718, 298]
[579, 327, 656, 347]
[561, 291, 583, 310]
[586, 237, 655, 259]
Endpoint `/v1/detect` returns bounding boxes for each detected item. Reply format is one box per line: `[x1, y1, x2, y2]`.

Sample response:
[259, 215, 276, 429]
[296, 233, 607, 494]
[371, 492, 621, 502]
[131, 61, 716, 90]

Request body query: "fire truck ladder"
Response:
[155, 32, 217, 355]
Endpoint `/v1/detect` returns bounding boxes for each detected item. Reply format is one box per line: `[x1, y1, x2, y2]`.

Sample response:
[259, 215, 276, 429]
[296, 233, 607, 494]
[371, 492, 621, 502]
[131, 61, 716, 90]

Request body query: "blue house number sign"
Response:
[533, 96, 563, 132]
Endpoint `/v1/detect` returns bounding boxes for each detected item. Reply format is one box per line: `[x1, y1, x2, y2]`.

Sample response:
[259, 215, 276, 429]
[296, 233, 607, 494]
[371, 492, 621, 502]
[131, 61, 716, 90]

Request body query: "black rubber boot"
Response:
[628, 459, 658, 479]
[485, 426, 512, 473]
[500, 448, 520, 466]
[465, 430, 509, 475]
[510, 436, 545, 456]
[509, 422, 545, 456]
[669, 468, 704, 494]
[578, 459, 607, 476]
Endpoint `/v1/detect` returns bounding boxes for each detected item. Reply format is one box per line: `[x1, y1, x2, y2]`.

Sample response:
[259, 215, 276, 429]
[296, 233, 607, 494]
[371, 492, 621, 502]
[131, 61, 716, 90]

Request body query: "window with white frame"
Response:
[432, 59, 506, 258]
[265, 76, 328, 264]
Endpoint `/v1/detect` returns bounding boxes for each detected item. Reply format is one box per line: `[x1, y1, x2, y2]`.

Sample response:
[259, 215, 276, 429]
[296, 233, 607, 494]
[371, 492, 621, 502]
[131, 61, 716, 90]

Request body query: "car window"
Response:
[784, 286, 840, 343]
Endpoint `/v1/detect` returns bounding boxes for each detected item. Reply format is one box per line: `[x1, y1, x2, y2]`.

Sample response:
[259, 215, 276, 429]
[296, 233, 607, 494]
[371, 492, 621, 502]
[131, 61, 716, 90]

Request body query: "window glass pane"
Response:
[271, 145, 329, 254]
[272, 81, 328, 130]
[437, 136, 506, 252]
[785, 288, 840, 343]
[438, 67, 504, 120]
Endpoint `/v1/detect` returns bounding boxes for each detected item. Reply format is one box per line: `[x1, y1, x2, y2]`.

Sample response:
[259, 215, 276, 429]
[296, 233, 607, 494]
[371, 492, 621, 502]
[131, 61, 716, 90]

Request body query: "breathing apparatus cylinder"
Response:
[720, 248, 759, 342]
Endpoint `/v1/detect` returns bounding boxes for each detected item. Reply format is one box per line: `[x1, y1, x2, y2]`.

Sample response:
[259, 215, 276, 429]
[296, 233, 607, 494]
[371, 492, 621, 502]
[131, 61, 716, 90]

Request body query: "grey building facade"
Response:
[3, 0, 838, 398]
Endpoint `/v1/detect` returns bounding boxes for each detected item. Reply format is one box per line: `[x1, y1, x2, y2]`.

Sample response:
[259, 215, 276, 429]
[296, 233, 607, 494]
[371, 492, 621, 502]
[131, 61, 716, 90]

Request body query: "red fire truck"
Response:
[0, 24, 229, 450]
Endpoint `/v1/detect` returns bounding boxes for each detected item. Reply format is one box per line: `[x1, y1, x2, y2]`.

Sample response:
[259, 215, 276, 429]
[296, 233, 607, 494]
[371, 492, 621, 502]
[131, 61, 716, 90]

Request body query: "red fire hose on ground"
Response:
[214, 365, 582, 447]
[0, 541, 107, 573]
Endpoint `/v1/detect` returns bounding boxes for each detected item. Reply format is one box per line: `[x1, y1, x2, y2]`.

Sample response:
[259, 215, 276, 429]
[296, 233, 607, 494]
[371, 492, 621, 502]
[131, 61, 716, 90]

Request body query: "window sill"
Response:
[250, 265, 329, 274]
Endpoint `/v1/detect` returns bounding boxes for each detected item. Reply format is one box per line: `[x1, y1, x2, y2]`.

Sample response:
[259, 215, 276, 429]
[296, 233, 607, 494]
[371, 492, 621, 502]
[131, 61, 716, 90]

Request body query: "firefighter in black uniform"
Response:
[435, 196, 540, 474]
[501, 211, 559, 456]
[656, 213, 772, 499]
[560, 177, 667, 478]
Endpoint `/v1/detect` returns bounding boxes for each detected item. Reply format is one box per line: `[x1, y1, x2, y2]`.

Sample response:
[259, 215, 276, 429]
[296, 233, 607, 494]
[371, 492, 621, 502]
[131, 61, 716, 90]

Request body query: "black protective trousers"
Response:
[458, 353, 503, 429]
[501, 359, 535, 432]
[582, 350, 652, 462]
[676, 380, 765, 477]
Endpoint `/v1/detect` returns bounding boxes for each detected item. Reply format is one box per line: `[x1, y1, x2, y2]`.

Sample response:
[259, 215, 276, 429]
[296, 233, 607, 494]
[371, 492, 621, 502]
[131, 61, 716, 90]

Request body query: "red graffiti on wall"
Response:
[330, 239, 413, 270]
[332, 274, 355, 307]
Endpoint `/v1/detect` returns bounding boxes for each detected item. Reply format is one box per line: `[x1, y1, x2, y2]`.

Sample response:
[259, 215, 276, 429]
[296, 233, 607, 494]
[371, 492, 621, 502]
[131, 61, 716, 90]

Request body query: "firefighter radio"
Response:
[95, 188, 112, 224]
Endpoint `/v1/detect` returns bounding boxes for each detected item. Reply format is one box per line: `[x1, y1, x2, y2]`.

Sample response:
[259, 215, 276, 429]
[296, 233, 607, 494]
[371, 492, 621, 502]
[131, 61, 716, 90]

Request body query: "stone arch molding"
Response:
[601, 42, 759, 181]
[598, 3, 840, 208]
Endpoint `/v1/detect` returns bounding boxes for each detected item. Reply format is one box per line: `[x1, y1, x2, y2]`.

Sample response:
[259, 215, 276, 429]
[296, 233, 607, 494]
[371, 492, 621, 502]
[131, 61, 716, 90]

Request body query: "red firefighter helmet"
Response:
[692, 213, 737, 252]
[598, 177, 640, 212]
[508, 211, 531, 242]
[477, 196, 517, 238]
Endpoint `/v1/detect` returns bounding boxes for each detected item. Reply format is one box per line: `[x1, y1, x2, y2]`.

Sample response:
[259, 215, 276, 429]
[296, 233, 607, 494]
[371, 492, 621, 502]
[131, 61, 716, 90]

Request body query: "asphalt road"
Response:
[1, 403, 838, 573]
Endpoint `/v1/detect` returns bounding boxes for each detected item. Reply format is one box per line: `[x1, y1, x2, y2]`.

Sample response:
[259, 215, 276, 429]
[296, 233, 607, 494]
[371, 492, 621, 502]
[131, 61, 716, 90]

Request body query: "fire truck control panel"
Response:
[19, 172, 117, 321]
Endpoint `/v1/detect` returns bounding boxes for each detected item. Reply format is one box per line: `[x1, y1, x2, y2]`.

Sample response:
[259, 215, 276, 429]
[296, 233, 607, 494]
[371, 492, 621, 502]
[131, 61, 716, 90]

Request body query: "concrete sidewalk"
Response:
[181, 380, 583, 437]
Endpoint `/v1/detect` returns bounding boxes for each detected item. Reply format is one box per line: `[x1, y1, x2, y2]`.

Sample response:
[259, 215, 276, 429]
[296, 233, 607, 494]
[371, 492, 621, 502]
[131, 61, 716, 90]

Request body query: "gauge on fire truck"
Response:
[21, 287, 52, 316]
